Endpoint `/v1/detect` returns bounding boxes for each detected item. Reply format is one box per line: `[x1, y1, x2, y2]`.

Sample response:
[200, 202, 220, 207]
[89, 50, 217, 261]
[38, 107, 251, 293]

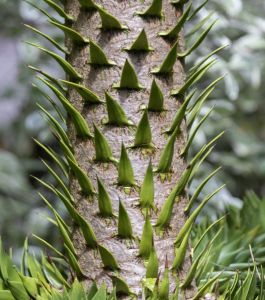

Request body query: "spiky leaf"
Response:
[89, 40, 115, 66]
[172, 227, 192, 270]
[114, 59, 142, 90]
[146, 248, 159, 278]
[152, 40, 178, 74]
[38, 77, 92, 138]
[98, 245, 119, 270]
[178, 21, 217, 58]
[49, 20, 89, 44]
[97, 177, 113, 217]
[105, 92, 131, 126]
[139, 215, 153, 258]
[171, 59, 216, 96]
[94, 124, 115, 162]
[138, 0, 163, 18]
[97, 5, 127, 30]
[60, 79, 101, 104]
[118, 143, 135, 186]
[175, 185, 225, 247]
[78, 0, 97, 10]
[140, 161, 154, 209]
[25, 24, 69, 54]
[43, 0, 73, 21]
[159, 266, 169, 300]
[27, 42, 82, 81]
[118, 200, 133, 238]
[68, 158, 95, 195]
[148, 79, 164, 112]
[134, 110, 152, 147]
[156, 127, 178, 173]
[111, 276, 131, 295]
[125, 29, 152, 52]
[166, 90, 196, 134]
[159, 3, 192, 40]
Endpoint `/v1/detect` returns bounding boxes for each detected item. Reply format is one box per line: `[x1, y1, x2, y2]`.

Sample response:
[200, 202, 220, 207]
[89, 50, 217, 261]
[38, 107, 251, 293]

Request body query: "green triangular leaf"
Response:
[87, 282, 98, 300]
[29, 66, 66, 92]
[34, 138, 68, 177]
[38, 77, 92, 138]
[76, 213, 98, 248]
[185, 167, 221, 213]
[111, 275, 131, 295]
[60, 79, 102, 104]
[171, 59, 216, 96]
[172, 227, 192, 270]
[178, 21, 217, 58]
[78, 0, 97, 10]
[134, 110, 152, 147]
[97, 177, 113, 217]
[125, 29, 152, 51]
[118, 143, 135, 186]
[156, 127, 178, 173]
[91, 286, 107, 300]
[155, 190, 179, 230]
[139, 215, 153, 258]
[42, 160, 73, 201]
[118, 200, 133, 238]
[27, 42, 82, 81]
[140, 161, 154, 209]
[180, 243, 208, 289]
[93, 124, 115, 162]
[159, 2, 192, 40]
[89, 40, 115, 66]
[146, 248, 158, 278]
[105, 92, 132, 126]
[159, 266, 169, 300]
[68, 157, 95, 195]
[156, 141, 217, 229]
[55, 215, 76, 255]
[114, 59, 143, 90]
[175, 185, 225, 247]
[148, 79, 164, 112]
[166, 90, 196, 134]
[43, 0, 73, 21]
[49, 20, 89, 44]
[25, 24, 69, 54]
[138, 0, 163, 18]
[64, 244, 84, 278]
[192, 272, 222, 300]
[181, 107, 213, 157]
[151, 39, 178, 74]
[98, 244, 119, 270]
[97, 5, 127, 30]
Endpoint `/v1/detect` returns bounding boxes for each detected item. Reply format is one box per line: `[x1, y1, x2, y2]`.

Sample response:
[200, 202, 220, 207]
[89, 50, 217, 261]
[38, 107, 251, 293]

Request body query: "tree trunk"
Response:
[65, 0, 194, 298]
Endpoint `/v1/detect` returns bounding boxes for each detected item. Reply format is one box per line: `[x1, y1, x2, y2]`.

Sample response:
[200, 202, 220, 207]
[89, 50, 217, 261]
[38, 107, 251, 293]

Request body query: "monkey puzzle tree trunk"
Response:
[65, 0, 194, 298]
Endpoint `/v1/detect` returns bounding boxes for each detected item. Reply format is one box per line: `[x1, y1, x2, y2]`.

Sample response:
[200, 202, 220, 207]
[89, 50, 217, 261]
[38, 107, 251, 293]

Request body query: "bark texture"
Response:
[65, 0, 194, 298]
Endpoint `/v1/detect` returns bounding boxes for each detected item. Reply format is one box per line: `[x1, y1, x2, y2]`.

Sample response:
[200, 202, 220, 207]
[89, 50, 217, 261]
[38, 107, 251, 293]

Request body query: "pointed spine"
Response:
[114, 59, 142, 90]
[97, 177, 113, 217]
[134, 110, 152, 147]
[93, 124, 115, 162]
[118, 201, 133, 238]
[148, 80, 164, 112]
[118, 143, 135, 186]
[140, 161, 154, 209]
[105, 92, 131, 126]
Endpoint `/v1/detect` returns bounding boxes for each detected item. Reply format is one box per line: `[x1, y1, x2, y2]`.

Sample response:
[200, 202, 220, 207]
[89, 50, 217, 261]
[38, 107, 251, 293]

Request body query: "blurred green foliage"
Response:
[187, 0, 265, 209]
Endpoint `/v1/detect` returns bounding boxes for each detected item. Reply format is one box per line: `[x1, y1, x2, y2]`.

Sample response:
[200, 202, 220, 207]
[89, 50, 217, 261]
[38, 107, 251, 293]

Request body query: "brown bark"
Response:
[65, 0, 195, 298]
